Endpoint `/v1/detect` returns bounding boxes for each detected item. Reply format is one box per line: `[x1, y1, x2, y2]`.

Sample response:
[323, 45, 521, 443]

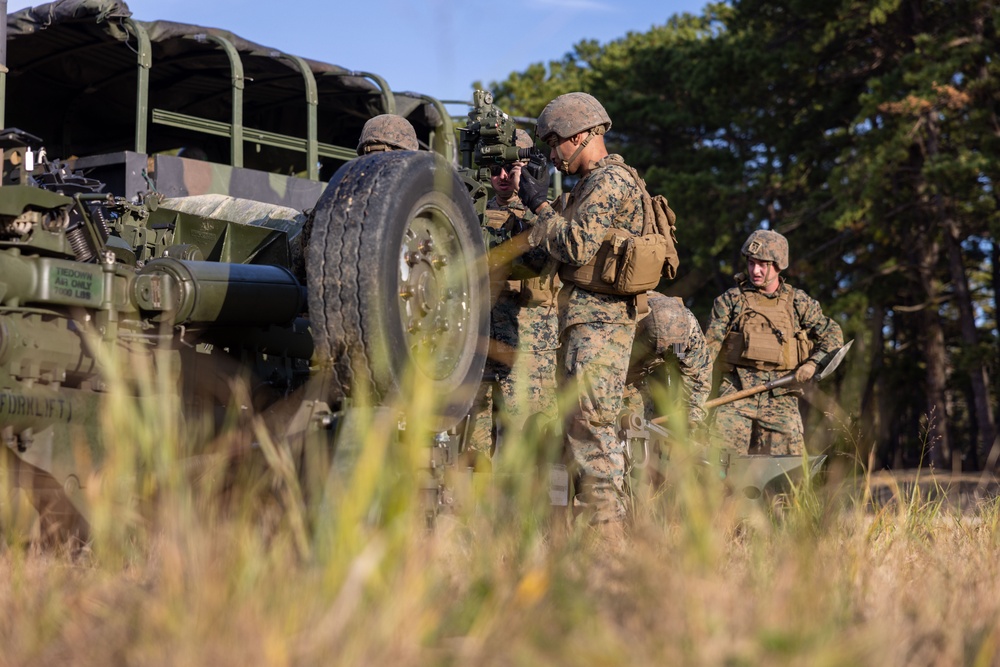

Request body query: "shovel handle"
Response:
[647, 340, 854, 427]
[703, 372, 796, 409]
[649, 372, 796, 425]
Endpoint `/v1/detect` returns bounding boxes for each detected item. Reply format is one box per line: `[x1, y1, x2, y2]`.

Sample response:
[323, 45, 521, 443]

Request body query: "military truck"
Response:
[0, 0, 521, 538]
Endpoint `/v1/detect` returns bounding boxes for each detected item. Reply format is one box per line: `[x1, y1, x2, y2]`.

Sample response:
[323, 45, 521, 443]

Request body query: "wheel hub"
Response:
[398, 206, 474, 380]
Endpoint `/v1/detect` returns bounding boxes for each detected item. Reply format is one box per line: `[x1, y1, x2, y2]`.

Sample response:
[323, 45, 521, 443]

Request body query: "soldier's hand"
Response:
[518, 150, 551, 212]
[794, 360, 818, 383]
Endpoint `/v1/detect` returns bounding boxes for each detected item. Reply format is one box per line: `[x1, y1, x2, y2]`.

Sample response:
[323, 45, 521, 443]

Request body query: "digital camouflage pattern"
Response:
[741, 229, 789, 270]
[562, 321, 633, 523]
[535, 92, 612, 141]
[528, 153, 644, 522]
[528, 154, 644, 330]
[468, 195, 560, 458]
[625, 292, 712, 426]
[705, 278, 844, 455]
[356, 114, 419, 154]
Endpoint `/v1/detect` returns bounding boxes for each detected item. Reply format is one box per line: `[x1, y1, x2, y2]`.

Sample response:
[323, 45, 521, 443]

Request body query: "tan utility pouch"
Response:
[560, 231, 618, 294]
[722, 331, 745, 367]
[648, 194, 679, 279]
[562, 228, 666, 296]
[617, 162, 680, 280]
[483, 209, 508, 231]
[521, 274, 558, 307]
[795, 329, 813, 365]
[608, 233, 670, 294]
[742, 317, 784, 366]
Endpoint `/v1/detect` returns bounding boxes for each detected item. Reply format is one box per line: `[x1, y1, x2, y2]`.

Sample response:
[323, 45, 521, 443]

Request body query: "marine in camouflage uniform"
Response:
[356, 114, 419, 154]
[624, 291, 711, 429]
[519, 93, 648, 523]
[705, 230, 843, 455]
[468, 130, 560, 461]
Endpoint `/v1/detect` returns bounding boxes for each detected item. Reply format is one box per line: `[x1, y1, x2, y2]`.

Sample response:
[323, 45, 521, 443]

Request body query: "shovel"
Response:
[650, 339, 853, 426]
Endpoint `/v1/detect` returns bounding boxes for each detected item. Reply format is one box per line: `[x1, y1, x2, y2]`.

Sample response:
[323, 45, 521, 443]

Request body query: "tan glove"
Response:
[795, 360, 818, 384]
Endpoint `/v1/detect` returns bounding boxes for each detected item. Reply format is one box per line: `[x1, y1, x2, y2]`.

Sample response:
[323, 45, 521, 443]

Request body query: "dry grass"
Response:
[5, 453, 1000, 666]
[3, 359, 1000, 666]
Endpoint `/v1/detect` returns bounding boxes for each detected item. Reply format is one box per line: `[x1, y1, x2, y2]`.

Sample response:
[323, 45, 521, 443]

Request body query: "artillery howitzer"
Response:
[1, 134, 496, 541]
[0, 2, 524, 540]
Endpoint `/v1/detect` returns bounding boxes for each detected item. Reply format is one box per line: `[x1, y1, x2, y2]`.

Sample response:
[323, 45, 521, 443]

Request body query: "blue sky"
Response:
[7, 0, 709, 108]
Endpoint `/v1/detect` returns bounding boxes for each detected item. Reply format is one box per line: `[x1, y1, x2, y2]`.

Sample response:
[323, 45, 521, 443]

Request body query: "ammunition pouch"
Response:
[560, 228, 667, 296]
[795, 329, 814, 365]
[520, 274, 558, 307]
[722, 326, 812, 371]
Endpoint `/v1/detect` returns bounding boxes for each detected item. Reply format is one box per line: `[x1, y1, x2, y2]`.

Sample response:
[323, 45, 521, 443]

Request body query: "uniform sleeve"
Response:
[527, 167, 636, 266]
[794, 289, 844, 362]
[678, 310, 712, 425]
[704, 291, 736, 361]
[508, 208, 551, 277]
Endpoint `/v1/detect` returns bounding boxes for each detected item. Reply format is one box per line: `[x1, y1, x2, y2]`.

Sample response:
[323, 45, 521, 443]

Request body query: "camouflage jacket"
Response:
[484, 195, 559, 352]
[628, 292, 712, 424]
[705, 277, 844, 394]
[528, 154, 644, 331]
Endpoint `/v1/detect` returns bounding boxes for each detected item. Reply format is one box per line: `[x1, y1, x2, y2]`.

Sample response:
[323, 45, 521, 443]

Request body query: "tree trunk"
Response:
[915, 237, 950, 468]
[944, 220, 997, 469]
[988, 239, 1000, 469]
[860, 305, 886, 464]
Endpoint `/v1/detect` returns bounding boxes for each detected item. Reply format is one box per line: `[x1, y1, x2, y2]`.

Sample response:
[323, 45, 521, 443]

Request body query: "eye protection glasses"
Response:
[489, 162, 520, 177]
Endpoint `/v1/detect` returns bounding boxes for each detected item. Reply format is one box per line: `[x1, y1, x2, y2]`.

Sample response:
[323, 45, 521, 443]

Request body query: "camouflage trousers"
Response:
[561, 321, 634, 524]
[468, 348, 559, 461]
[709, 372, 804, 456]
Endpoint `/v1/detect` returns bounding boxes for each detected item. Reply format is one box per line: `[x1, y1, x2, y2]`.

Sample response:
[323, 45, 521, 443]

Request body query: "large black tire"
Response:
[306, 151, 488, 430]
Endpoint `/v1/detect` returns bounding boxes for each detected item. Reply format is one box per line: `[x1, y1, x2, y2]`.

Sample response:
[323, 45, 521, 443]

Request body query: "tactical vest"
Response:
[559, 157, 678, 297]
[483, 206, 558, 307]
[722, 287, 812, 371]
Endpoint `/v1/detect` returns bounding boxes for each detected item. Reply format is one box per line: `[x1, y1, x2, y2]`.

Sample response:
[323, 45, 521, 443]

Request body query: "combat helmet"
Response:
[513, 128, 534, 151]
[741, 229, 789, 271]
[357, 114, 419, 154]
[536, 92, 612, 142]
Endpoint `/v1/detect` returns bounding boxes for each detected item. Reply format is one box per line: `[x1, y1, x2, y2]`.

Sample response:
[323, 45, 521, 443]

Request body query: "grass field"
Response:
[2, 347, 999, 666]
[3, 398, 1000, 667]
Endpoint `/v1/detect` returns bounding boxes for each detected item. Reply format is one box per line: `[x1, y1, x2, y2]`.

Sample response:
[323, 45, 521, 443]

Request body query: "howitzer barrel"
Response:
[135, 258, 305, 326]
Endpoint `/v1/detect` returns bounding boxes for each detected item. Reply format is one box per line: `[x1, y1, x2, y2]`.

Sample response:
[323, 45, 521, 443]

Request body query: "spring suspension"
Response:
[66, 222, 95, 262]
[88, 203, 113, 241]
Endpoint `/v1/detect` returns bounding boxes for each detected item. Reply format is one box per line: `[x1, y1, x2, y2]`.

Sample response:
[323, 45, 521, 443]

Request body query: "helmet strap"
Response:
[560, 127, 603, 173]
